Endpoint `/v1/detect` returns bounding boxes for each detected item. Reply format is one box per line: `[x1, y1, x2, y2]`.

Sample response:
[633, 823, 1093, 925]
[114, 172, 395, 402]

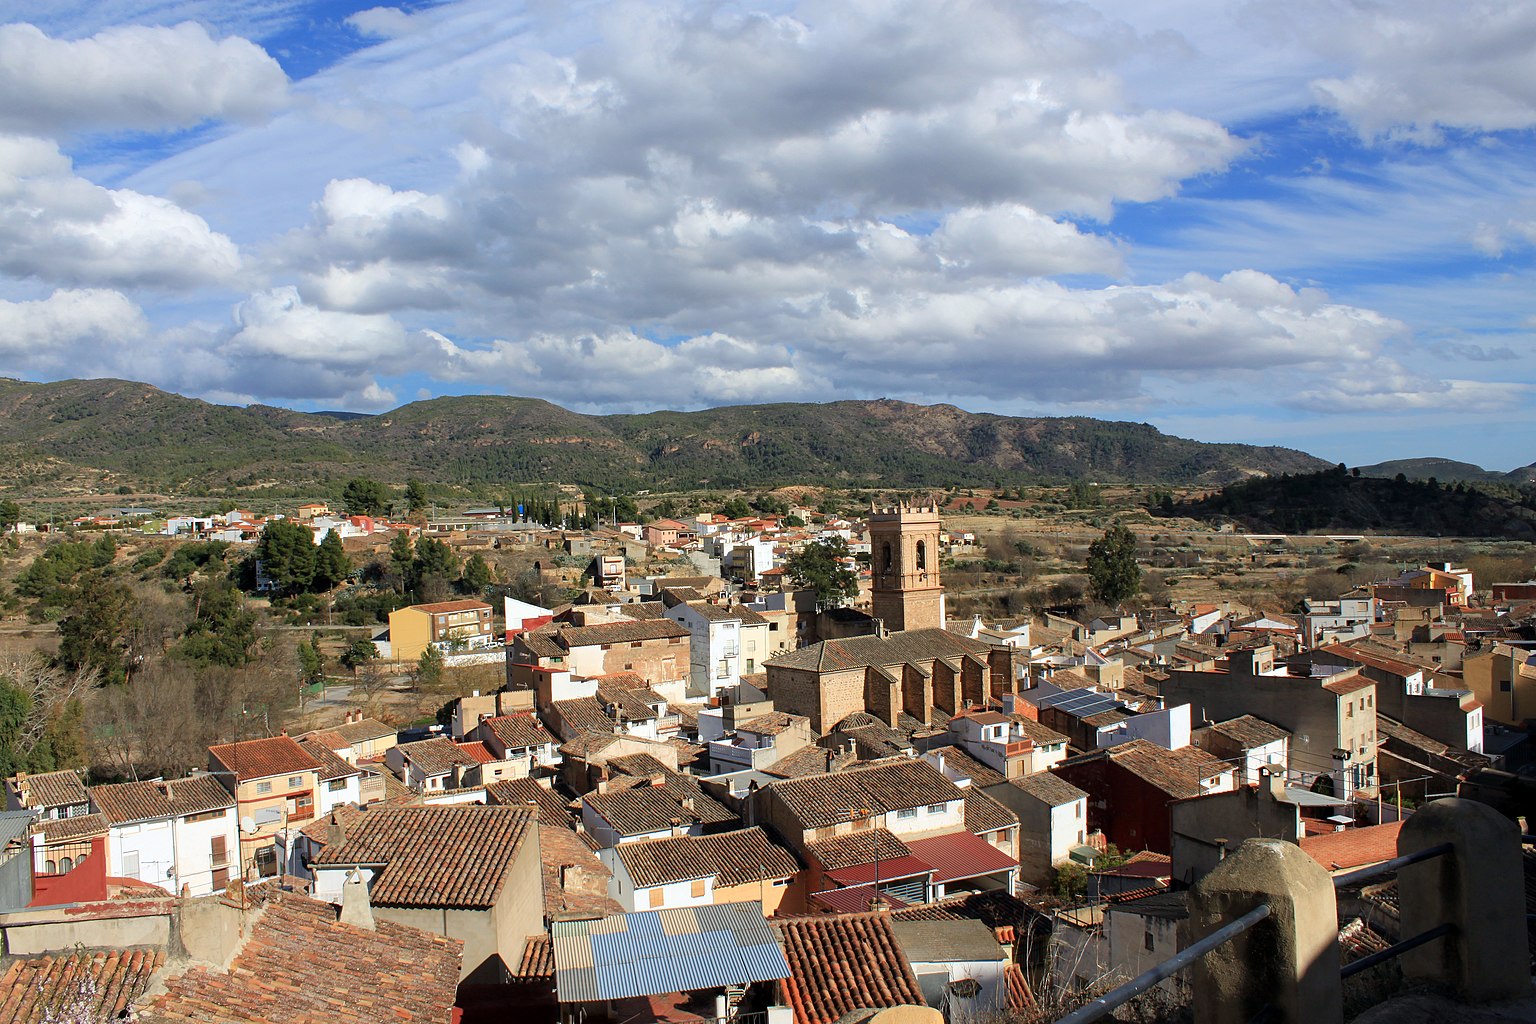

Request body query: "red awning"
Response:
[810, 884, 912, 914]
[905, 831, 1018, 884]
[825, 855, 932, 887]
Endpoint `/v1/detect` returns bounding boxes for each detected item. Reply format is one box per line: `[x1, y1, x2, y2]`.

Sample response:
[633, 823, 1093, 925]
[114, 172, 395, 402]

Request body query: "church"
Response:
[764, 501, 1020, 732]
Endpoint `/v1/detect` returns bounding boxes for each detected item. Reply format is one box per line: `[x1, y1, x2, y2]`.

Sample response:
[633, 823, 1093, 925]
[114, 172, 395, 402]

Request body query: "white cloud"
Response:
[0, 134, 242, 289]
[0, 21, 288, 134]
[345, 6, 420, 39]
[0, 288, 148, 376]
[1297, 0, 1536, 141]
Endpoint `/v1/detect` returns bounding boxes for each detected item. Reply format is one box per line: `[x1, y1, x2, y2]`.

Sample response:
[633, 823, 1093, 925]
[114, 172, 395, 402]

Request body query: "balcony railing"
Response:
[1052, 797, 1528, 1024]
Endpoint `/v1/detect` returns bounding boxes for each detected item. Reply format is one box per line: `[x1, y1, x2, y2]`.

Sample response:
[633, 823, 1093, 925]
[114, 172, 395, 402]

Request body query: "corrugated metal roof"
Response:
[825, 855, 933, 886]
[551, 902, 789, 1003]
[905, 831, 1018, 884]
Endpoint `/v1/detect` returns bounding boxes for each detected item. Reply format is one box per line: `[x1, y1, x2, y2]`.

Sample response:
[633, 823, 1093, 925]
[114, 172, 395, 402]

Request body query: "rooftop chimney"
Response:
[339, 869, 375, 931]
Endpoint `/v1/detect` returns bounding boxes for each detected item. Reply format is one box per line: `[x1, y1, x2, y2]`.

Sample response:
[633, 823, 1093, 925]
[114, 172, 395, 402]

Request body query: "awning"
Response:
[825, 855, 933, 887]
[905, 831, 1018, 884]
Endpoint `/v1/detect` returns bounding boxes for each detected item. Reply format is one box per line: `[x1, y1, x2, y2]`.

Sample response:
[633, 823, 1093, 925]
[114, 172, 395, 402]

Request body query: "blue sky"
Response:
[0, 0, 1532, 470]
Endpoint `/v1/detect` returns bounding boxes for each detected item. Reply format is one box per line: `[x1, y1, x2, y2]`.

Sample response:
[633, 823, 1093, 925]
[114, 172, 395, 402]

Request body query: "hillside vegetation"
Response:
[1162, 466, 1536, 539]
[0, 378, 1329, 494]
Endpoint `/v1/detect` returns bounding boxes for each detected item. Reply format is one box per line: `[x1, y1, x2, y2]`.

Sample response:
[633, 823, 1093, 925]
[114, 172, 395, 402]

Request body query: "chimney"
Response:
[339, 869, 375, 931]
[682, 796, 694, 811]
[326, 811, 345, 847]
[868, 895, 889, 913]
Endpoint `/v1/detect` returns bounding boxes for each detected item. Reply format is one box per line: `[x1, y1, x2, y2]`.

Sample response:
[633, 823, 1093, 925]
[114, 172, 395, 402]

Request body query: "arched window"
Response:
[44, 859, 56, 874]
[59, 856, 73, 873]
[915, 540, 927, 571]
[881, 542, 893, 573]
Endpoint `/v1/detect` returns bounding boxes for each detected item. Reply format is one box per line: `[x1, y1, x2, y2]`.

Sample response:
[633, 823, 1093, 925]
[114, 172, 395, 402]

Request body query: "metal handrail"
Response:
[1340, 922, 1453, 980]
[1330, 841, 1453, 890]
[1054, 903, 1273, 1024]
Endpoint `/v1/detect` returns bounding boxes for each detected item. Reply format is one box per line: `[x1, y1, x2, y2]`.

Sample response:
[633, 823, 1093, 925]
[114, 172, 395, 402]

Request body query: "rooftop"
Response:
[10, 770, 88, 810]
[208, 736, 323, 782]
[765, 757, 963, 830]
[614, 826, 799, 888]
[0, 949, 164, 1024]
[139, 891, 460, 1024]
[89, 775, 234, 825]
[775, 911, 925, 1024]
[312, 804, 534, 909]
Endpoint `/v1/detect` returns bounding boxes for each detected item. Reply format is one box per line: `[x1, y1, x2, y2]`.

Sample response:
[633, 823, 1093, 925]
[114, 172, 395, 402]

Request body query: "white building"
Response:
[88, 775, 238, 897]
[664, 597, 771, 699]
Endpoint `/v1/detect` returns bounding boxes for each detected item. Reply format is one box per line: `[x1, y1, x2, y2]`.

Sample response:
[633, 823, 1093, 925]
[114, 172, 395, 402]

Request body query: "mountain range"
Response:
[0, 376, 1509, 496]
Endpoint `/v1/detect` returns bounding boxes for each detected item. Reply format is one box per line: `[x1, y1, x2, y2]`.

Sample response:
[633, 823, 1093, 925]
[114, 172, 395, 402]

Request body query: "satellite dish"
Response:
[240, 816, 257, 835]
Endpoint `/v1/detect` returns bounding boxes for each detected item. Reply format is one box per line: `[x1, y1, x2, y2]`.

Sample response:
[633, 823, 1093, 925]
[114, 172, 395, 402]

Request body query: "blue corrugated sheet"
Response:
[551, 901, 791, 1003]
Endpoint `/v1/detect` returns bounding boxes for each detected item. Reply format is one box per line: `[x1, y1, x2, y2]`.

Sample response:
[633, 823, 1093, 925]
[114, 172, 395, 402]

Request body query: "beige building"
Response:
[311, 804, 543, 983]
[388, 599, 495, 661]
[207, 736, 323, 876]
[1462, 642, 1536, 725]
[604, 826, 804, 915]
[869, 502, 945, 632]
[765, 628, 1019, 734]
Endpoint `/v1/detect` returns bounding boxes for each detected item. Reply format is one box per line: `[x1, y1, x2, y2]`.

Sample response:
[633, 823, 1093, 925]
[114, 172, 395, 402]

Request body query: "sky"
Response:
[1, 0, 1533, 471]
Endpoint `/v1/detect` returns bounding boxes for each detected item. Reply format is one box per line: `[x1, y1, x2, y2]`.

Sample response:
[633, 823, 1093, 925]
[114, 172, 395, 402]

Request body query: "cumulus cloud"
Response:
[0, 289, 149, 376]
[0, 21, 288, 134]
[0, 134, 242, 289]
[1298, 0, 1536, 141]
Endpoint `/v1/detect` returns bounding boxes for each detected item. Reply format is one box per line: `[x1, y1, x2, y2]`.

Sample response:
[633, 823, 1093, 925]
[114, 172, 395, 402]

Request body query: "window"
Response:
[122, 850, 140, 877]
[601, 644, 612, 651]
[746, 660, 754, 673]
[1144, 929, 1155, 952]
[897, 807, 918, 819]
[631, 641, 644, 648]
[690, 878, 707, 897]
[717, 660, 730, 678]
[60, 856, 74, 872]
[288, 775, 304, 787]
[255, 781, 272, 795]
[927, 803, 946, 814]
[669, 636, 682, 645]
[1075, 803, 1083, 819]
[327, 778, 348, 792]
[44, 859, 56, 874]
[1501, 679, 1512, 692]
[1345, 702, 1353, 719]
[649, 888, 665, 909]
[916, 540, 927, 571]
[184, 808, 225, 824]
[210, 836, 227, 867]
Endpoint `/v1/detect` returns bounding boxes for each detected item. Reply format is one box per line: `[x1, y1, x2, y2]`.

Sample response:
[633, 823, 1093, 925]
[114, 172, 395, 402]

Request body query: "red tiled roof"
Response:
[209, 736, 323, 782]
[615, 827, 799, 888]
[485, 778, 573, 827]
[1300, 821, 1403, 871]
[90, 775, 234, 825]
[775, 911, 926, 1024]
[905, 831, 1017, 884]
[296, 740, 361, 783]
[455, 741, 496, 765]
[13, 770, 88, 810]
[312, 805, 534, 909]
[0, 949, 164, 1024]
[140, 891, 460, 1024]
[409, 600, 492, 614]
[483, 714, 555, 752]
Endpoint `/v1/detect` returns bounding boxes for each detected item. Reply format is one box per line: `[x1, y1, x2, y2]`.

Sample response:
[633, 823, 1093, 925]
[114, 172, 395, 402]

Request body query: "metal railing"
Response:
[1331, 839, 1455, 982]
[1053, 904, 1273, 1024]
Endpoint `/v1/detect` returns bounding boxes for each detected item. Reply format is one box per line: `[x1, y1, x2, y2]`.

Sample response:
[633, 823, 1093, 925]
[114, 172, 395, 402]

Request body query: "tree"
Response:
[340, 638, 378, 673]
[785, 537, 860, 608]
[57, 573, 138, 685]
[388, 532, 415, 590]
[298, 635, 325, 688]
[414, 644, 445, 692]
[342, 477, 391, 517]
[1086, 524, 1141, 606]
[461, 553, 492, 594]
[0, 499, 21, 533]
[255, 519, 316, 596]
[175, 579, 259, 668]
[313, 530, 352, 591]
[404, 479, 429, 514]
[413, 537, 458, 590]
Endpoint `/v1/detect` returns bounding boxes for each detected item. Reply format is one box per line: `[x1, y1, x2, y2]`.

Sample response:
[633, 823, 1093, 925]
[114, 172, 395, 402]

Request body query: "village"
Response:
[2, 493, 1535, 1024]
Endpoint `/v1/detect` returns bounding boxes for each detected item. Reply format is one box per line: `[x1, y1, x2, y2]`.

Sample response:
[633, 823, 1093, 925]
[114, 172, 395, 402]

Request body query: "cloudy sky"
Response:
[1, 1, 1533, 469]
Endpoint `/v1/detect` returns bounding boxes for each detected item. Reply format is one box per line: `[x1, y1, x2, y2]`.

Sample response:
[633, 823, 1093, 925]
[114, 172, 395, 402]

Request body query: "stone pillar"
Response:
[1398, 797, 1529, 1001]
[1190, 838, 1341, 1024]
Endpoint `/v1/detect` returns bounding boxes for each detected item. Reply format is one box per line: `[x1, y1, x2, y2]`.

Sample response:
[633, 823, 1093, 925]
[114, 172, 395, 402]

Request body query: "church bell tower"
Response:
[868, 500, 945, 633]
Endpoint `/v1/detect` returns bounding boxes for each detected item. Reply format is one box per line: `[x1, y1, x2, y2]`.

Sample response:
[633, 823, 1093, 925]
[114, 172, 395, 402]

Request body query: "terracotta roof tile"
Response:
[296, 740, 361, 782]
[766, 758, 963, 830]
[774, 911, 926, 1024]
[807, 828, 913, 872]
[556, 619, 691, 648]
[516, 934, 554, 980]
[89, 775, 234, 825]
[767, 627, 993, 674]
[312, 805, 533, 908]
[485, 778, 573, 827]
[1300, 821, 1403, 872]
[615, 827, 799, 888]
[37, 813, 108, 843]
[332, 717, 394, 745]
[12, 770, 88, 810]
[139, 891, 460, 1024]
[965, 790, 1019, 834]
[208, 736, 323, 782]
[1206, 715, 1290, 748]
[538, 825, 624, 920]
[482, 714, 555, 752]
[1008, 772, 1087, 807]
[395, 736, 477, 777]
[0, 949, 165, 1024]
[926, 746, 1006, 788]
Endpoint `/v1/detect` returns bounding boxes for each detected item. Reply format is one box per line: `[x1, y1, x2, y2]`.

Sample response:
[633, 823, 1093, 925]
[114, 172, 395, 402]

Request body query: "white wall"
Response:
[318, 775, 361, 816]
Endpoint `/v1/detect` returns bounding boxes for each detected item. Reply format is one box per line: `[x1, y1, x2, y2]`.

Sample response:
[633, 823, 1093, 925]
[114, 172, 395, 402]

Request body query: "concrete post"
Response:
[1397, 797, 1529, 1001]
[1190, 838, 1342, 1024]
